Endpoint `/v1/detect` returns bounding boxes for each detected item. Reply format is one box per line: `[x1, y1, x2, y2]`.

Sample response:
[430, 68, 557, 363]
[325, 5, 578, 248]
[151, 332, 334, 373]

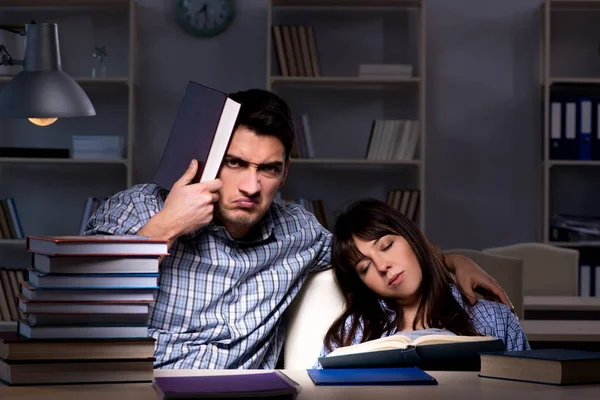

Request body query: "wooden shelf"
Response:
[272, 0, 421, 8]
[549, 77, 600, 85]
[0, 158, 127, 164]
[0, 0, 129, 8]
[270, 76, 420, 86]
[0, 76, 130, 85]
[0, 239, 25, 245]
[550, 0, 600, 10]
[546, 241, 600, 247]
[547, 160, 600, 166]
[291, 158, 420, 165]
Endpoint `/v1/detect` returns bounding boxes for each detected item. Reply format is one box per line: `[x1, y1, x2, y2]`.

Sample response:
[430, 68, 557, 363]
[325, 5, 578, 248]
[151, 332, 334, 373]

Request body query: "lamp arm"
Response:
[0, 24, 26, 66]
[0, 44, 23, 66]
[0, 25, 26, 36]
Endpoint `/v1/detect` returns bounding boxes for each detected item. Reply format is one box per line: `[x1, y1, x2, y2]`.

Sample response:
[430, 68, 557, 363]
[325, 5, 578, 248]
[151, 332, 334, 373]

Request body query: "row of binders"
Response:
[549, 92, 600, 160]
[579, 265, 600, 297]
[0, 235, 168, 386]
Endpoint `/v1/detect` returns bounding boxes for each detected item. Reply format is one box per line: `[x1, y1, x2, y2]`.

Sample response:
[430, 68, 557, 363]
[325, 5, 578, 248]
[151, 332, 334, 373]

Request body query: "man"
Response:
[84, 88, 512, 369]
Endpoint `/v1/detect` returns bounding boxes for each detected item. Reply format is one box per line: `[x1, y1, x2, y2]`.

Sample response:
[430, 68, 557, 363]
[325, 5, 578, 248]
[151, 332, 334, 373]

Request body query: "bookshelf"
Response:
[540, 0, 600, 245]
[0, 0, 136, 268]
[266, 0, 426, 229]
[540, 0, 600, 297]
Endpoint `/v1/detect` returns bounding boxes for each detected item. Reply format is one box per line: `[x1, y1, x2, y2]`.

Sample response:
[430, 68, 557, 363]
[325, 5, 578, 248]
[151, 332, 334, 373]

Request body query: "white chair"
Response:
[283, 268, 345, 369]
[483, 242, 579, 296]
[444, 249, 525, 320]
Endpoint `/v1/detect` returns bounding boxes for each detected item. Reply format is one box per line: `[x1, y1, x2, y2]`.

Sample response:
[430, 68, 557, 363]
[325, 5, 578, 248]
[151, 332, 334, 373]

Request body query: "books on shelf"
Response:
[387, 189, 420, 223]
[281, 197, 328, 229]
[479, 349, 600, 386]
[0, 234, 167, 386]
[0, 197, 24, 240]
[366, 120, 420, 161]
[0, 268, 25, 322]
[154, 80, 241, 191]
[71, 135, 123, 160]
[319, 334, 506, 371]
[291, 114, 315, 158]
[272, 25, 320, 77]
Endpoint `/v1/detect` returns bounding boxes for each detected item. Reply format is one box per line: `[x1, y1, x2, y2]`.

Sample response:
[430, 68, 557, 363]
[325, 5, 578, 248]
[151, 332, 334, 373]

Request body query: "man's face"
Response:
[215, 126, 288, 238]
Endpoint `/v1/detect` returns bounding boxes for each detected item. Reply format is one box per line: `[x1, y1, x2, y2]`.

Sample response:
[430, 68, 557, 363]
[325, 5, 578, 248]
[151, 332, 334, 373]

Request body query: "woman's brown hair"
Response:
[324, 198, 480, 351]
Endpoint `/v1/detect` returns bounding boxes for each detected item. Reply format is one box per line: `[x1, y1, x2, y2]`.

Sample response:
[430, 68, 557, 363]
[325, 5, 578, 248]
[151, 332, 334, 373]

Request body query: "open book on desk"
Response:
[319, 334, 506, 371]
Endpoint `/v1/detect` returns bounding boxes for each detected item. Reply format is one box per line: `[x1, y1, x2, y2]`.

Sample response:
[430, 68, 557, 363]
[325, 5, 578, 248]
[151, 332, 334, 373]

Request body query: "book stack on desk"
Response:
[0, 235, 169, 386]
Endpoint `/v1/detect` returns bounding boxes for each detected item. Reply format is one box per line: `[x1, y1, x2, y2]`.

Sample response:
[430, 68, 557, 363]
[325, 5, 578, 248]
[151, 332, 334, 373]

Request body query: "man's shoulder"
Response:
[270, 202, 330, 234]
[107, 183, 166, 202]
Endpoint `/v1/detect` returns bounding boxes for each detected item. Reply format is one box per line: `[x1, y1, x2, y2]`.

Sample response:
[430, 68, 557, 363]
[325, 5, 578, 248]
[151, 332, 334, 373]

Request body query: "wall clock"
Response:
[175, 0, 235, 38]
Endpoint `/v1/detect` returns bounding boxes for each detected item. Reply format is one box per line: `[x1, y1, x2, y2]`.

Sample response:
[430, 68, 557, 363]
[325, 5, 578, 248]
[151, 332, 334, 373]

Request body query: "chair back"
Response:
[484, 242, 579, 296]
[283, 268, 345, 369]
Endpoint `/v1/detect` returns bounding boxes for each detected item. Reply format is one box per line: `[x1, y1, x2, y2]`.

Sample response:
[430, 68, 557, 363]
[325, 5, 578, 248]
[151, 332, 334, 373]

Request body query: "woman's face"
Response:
[352, 234, 422, 303]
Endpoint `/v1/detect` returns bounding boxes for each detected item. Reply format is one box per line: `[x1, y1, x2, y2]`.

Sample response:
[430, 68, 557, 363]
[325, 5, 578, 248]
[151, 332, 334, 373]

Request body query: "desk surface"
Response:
[524, 296, 600, 311]
[0, 369, 599, 400]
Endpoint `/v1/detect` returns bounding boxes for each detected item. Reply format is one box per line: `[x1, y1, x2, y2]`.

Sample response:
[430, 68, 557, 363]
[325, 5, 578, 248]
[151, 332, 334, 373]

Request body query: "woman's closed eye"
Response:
[358, 262, 370, 275]
[381, 241, 393, 252]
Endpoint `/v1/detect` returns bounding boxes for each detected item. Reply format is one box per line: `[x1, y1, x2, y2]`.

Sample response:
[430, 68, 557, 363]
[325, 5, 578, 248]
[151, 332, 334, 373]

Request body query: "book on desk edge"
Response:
[153, 371, 301, 399]
[307, 367, 437, 386]
[154, 80, 241, 191]
[479, 349, 600, 386]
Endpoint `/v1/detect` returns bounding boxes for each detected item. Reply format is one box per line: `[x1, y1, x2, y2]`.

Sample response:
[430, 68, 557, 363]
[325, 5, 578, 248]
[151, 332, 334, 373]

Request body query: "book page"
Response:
[412, 334, 496, 347]
[328, 335, 411, 357]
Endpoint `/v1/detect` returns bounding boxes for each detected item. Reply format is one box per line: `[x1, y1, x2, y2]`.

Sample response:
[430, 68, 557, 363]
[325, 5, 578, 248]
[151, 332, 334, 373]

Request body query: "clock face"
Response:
[175, 0, 235, 38]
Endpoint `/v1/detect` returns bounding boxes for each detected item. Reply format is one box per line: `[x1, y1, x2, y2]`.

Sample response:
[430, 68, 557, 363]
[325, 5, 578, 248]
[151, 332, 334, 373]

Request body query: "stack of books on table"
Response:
[0, 235, 168, 386]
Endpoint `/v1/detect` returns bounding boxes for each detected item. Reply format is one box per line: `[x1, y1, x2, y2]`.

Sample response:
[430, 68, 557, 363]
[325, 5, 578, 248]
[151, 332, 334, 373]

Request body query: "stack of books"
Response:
[0, 235, 168, 386]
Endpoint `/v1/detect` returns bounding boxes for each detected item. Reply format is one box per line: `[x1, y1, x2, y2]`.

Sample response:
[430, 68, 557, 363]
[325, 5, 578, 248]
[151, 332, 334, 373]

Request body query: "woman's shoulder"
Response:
[449, 284, 513, 323]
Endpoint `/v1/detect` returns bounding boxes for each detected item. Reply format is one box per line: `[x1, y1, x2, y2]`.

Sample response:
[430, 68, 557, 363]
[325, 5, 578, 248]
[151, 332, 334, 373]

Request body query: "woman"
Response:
[318, 198, 529, 365]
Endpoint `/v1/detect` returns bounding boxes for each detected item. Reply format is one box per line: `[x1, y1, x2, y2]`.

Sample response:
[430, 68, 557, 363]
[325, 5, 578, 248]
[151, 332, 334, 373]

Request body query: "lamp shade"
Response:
[0, 22, 95, 119]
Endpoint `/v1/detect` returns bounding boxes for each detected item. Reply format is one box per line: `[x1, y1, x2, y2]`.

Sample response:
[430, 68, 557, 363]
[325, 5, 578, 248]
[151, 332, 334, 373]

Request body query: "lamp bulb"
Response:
[28, 118, 58, 126]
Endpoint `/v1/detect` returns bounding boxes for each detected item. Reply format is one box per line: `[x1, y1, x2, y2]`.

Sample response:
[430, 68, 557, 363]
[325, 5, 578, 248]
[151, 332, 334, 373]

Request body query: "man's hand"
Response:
[444, 254, 515, 312]
[160, 159, 222, 236]
[138, 159, 222, 248]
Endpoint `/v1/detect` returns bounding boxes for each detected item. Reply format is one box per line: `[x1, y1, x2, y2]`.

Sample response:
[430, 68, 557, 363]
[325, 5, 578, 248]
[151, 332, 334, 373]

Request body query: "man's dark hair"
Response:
[228, 89, 294, 160]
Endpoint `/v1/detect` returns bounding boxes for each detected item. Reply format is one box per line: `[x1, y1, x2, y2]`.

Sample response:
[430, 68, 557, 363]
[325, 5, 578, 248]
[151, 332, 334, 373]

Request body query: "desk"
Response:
[0, 369, 598, 400]
[524, 296, 600, 320]
[521, 320, 600, 341]
[524, 296, 600, 311]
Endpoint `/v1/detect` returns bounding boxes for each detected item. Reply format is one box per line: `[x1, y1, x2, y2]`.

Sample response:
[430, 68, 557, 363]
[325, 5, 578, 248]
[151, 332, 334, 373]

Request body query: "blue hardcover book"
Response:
[306, 367, 437, 386]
